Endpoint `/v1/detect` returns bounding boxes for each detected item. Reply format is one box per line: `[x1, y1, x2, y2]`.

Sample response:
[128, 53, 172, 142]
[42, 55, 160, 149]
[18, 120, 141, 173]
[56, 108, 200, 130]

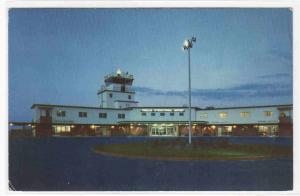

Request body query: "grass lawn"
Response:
[92, 139, 293, 160]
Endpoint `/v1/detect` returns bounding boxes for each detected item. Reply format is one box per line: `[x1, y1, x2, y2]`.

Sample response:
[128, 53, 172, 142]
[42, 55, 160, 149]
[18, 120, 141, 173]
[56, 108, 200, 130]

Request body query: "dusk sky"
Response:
[9, 8, 293, 121]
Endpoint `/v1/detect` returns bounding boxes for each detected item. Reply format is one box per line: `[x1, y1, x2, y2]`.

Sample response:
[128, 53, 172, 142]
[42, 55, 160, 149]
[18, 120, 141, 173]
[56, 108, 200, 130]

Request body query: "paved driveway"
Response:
[9, 136, 293, 191]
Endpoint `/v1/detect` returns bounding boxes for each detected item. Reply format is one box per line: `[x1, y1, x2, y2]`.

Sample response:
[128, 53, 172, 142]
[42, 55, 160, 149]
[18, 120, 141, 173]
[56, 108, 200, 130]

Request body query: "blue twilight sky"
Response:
[9, 8, 293, 121]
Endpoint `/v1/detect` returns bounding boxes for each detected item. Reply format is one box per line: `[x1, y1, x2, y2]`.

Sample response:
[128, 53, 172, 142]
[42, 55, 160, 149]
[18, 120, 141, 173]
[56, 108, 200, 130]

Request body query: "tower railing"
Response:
[104, 73, 133, 80]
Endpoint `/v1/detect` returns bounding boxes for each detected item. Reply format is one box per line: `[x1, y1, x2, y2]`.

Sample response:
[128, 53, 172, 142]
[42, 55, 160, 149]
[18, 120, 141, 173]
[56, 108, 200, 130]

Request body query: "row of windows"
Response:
[56, 111, 125, 119]
[109, 93, 132, 100]
[141, 112, 184, 117]
[199, 111, 273, 119]
[57, 110, 274, 119]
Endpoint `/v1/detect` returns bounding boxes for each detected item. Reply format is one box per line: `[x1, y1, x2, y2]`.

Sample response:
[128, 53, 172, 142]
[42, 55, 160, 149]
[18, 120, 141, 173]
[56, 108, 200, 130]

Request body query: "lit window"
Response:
[118, 113, 125, 119]
[79, 112, 87, 118]
[170, 112, 174, 116]
[240, 112, 250, 118]
[264, 111, 273, 117]
[141, 112, 146, 116]
[160, 112, 165, 116]
[199, 113, 208, 118]
[219, 112, 228, 119]
[151, 112, 155, 116]
[57, 110, 66, 117]
[99, 113, 107, 118]
[179, 112, 184, 116]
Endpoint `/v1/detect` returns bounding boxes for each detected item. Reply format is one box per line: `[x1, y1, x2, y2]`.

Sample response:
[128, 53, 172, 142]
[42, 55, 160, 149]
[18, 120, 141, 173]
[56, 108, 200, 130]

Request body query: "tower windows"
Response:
[141, 112, 146, 116]
[160, 112, 165, 116]
[151, 112, 156, 116]
[179, 112, 184, 116]
[109, 93, 113, 98]
[170, 112, 174, 116]
[121, 85, 125, 92]
[128, 95, 131, 100]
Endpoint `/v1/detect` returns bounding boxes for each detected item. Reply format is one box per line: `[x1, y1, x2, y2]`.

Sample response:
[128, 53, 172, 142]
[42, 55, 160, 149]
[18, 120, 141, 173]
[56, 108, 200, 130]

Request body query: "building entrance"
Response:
[150, 124, 177, 136]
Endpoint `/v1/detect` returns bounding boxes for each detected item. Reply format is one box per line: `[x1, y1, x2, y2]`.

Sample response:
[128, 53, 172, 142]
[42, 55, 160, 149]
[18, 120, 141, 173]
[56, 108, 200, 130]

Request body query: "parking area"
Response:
[9, 136, 293, 191]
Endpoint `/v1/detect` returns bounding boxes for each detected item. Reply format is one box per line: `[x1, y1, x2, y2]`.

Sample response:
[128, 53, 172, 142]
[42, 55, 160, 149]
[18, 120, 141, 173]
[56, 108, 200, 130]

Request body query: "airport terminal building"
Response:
[29, 70, 293, 137]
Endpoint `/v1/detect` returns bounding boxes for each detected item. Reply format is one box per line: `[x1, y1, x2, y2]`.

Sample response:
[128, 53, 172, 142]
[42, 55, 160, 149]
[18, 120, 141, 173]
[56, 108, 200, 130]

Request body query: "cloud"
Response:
[267, 48, 292, 62]
[134, 81, 292, 101]
[257, 73, 291, 79]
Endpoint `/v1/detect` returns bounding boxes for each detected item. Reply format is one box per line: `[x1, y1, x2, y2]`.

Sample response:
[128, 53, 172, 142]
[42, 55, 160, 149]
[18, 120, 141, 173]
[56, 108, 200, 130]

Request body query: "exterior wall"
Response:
[34, 107, 130, 125]
[114, 101, 138, 109]
[100, 91, 136, 108]
[196, 107, 280, 125]
[32, 104, 293, 137]
[52, 107, 130, 125]
[127, 108, 197, 122]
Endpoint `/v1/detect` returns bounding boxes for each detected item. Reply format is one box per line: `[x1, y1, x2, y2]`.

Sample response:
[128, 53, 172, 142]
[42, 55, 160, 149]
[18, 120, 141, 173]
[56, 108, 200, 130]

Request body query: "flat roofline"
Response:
[118, 120, 208, 124]
[97, 89, 136, 95]
[31, 103, 293, 110]
[127, 104, 292, 110]
[31, 104, 132, 110]
[198, 104, 293, 110]
[127, 106, 201, 109]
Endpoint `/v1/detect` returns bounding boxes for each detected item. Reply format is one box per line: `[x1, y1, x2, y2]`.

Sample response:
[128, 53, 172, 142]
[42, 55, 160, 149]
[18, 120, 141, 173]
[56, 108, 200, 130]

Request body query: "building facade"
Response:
[30, 70, 293, 137]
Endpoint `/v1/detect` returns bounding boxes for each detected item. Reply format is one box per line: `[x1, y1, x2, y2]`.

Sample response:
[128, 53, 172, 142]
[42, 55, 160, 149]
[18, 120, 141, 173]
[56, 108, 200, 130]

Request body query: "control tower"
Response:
[97, 69, 138, 108]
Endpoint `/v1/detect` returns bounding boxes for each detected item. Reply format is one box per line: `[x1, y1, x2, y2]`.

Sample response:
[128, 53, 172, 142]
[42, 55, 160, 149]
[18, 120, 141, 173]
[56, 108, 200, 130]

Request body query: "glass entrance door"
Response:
[150, 125, 177, 136]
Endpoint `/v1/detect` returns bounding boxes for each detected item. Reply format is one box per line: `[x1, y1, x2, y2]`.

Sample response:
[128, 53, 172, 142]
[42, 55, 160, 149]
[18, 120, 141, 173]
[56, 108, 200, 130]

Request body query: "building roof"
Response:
[198, 104, 293, 110]
[31, 104, 131, 110]
[97, 89, 136, 95]
[31, 103, 293, 111]
[128, 106, 201, 109]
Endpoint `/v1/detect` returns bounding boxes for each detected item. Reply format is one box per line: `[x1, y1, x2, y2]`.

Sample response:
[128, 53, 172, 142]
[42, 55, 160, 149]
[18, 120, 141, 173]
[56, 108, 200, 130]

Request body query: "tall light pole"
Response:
[183, 37, 196, 145]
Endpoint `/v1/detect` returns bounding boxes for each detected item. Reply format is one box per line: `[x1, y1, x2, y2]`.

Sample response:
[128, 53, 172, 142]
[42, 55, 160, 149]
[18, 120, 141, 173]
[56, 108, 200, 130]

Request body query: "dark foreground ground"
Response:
[9, 136, 293, 191]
